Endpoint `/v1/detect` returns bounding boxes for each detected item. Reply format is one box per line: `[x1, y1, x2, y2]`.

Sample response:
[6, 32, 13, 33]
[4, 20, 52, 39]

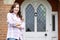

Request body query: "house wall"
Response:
[58, 1, 60, 40]
[0, 0, 11, 40]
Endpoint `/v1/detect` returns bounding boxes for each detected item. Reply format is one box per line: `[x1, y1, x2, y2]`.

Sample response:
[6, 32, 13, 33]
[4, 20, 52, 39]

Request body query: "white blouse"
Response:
[6, 13, 25, 40]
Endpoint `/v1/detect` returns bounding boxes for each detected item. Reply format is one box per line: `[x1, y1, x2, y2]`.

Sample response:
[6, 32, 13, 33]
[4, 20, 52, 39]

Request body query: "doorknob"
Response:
[45, 33, 47, 36]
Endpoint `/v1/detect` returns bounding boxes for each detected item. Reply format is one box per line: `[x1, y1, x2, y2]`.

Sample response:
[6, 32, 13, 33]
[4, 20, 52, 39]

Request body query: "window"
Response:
[37, 4, 46, 32]
[52, 15, 55, 31]
[25, 4, 35, 32]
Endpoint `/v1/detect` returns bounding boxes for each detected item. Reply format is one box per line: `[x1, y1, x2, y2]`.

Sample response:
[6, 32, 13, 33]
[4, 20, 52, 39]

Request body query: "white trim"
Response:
[4, 0, 15, 5]
[51, 11, 58, 40]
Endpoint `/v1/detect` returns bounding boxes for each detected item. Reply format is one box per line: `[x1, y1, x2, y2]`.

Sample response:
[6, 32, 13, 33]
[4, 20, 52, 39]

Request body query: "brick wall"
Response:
[58, 1, 60, 40]
[0, 0, 11, 40]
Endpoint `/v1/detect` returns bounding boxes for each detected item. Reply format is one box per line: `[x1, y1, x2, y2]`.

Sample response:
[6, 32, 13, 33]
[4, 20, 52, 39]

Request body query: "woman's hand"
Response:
[16, 23, 21, 28]
[16, 23, 21, 26]
[16, 23, 24, 30]
[16, 23, 23, 29]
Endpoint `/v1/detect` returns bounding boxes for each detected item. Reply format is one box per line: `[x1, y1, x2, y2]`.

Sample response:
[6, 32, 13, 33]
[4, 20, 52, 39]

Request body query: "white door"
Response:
[21, 0, 58, 40]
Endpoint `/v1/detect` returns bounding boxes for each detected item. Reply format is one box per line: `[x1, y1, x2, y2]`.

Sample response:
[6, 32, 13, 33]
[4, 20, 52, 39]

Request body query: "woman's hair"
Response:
[9, 2, 22, 20]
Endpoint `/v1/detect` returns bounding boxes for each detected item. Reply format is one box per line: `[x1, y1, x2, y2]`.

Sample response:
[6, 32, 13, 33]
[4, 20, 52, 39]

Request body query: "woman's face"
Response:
[13, 4, 19, 14]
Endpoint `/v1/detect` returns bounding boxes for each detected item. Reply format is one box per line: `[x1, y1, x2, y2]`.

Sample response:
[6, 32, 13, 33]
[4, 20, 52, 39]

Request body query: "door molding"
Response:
[51, 11, 58, 40]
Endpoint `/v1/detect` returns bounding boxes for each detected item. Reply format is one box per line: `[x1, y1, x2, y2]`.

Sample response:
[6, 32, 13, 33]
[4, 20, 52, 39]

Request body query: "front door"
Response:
[21, 0, 58, 40]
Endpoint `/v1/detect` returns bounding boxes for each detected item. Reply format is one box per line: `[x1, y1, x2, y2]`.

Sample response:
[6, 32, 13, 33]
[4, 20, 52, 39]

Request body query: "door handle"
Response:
[45, 33, 47, 36]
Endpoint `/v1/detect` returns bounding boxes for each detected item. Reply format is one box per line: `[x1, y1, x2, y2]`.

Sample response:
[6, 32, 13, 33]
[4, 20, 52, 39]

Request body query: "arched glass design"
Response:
[25, 4, 35, 32]
[37, 4, 46, 32]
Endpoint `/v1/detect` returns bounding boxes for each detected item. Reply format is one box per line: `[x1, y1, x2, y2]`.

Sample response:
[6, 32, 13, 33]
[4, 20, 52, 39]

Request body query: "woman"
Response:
[6, 2, 25, 40]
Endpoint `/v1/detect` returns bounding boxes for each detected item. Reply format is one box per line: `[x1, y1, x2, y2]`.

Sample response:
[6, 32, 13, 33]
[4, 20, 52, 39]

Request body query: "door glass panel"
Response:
[25, 4, 34, 32]
[52, 15, 55, 31]
[37, 4, 46, 32]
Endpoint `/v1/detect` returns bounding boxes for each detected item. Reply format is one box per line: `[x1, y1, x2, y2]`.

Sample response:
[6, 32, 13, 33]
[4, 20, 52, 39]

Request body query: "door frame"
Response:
[51, 11, 58, 40]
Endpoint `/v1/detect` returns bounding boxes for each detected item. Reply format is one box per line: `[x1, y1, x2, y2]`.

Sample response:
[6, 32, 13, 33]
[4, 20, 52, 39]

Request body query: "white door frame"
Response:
[51, 12, 58, 40]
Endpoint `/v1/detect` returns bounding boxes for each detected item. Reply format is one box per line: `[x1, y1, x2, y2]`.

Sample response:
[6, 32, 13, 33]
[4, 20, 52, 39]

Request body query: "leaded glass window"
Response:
[25, 4, 34, 32]
[52, 15, 55, 31]
[37, 4, 46, 32]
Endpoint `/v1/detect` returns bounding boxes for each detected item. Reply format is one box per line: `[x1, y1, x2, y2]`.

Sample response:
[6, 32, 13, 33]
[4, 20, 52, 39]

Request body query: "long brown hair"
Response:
[9, 2, 22, 20]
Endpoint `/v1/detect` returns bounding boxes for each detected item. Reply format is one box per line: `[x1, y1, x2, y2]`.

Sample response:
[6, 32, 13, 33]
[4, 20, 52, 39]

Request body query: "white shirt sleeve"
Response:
[21, 22, 25, 29]
[7, 13, 16, 26]
[20, 21, 25, 31]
